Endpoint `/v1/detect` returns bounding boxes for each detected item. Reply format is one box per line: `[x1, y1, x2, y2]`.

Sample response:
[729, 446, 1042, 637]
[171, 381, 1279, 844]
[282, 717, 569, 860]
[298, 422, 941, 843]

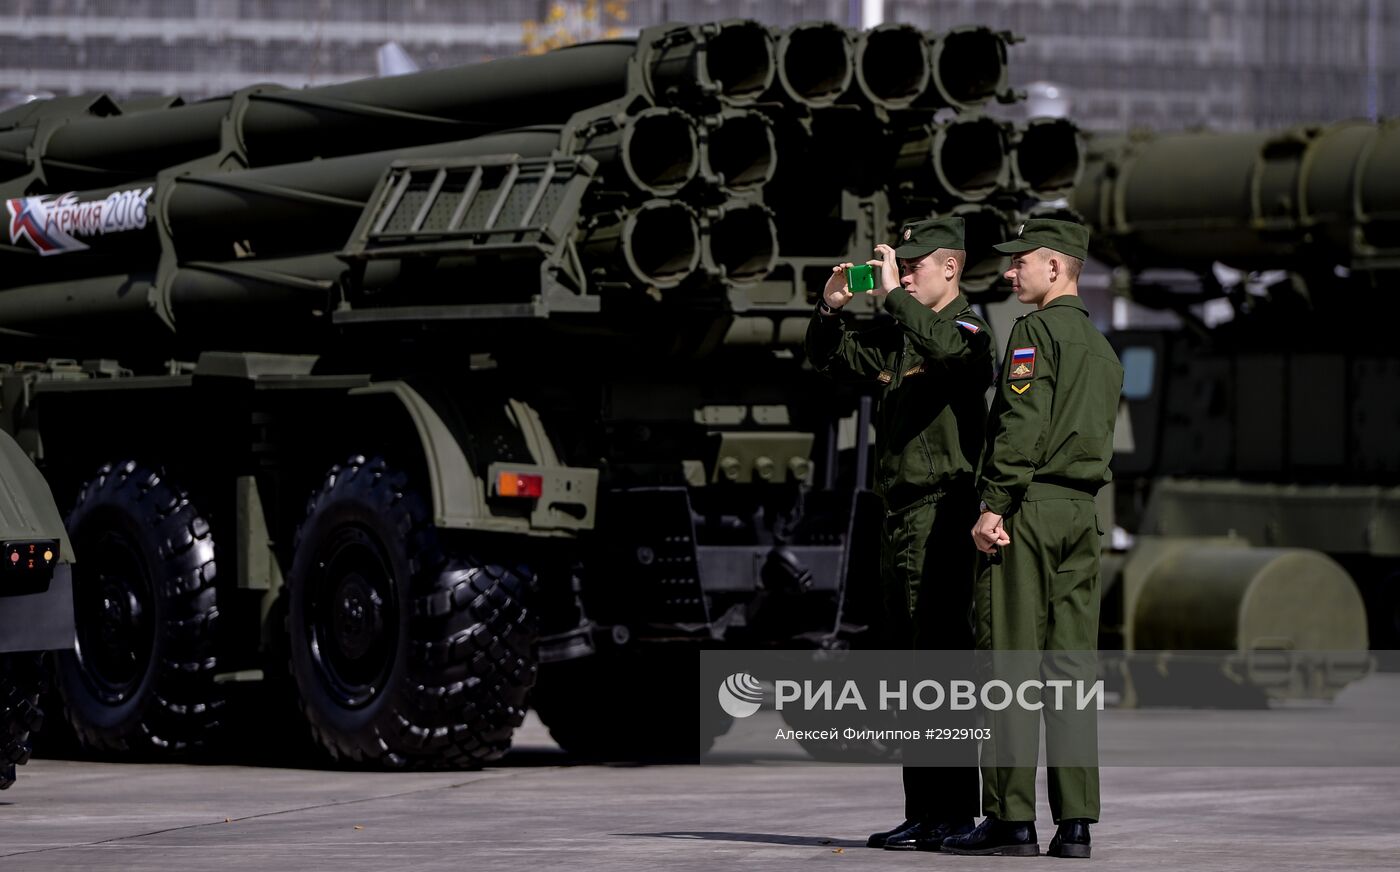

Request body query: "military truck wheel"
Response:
[55, 461, 223, 754]
[531, 648, 733, 761]
[286, 456, 537, 768]
[1, 654, 44, 789]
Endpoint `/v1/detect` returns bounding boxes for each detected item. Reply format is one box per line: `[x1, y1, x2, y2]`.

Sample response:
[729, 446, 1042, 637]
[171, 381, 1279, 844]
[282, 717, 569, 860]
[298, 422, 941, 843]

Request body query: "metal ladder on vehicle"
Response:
[338, 153, 600, 319]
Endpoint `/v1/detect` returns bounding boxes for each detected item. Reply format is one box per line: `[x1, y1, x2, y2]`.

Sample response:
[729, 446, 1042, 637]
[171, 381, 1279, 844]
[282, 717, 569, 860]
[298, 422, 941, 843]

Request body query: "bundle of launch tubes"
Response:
[0, 19, 1085, 356]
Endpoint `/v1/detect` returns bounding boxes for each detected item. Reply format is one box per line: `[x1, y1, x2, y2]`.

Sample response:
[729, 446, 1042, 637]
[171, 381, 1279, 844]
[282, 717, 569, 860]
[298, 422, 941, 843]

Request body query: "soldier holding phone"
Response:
[805, 217, 993, 851]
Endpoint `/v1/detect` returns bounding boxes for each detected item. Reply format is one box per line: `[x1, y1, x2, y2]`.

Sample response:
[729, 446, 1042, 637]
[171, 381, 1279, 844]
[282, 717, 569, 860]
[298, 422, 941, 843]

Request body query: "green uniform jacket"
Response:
[978, 295, 1123, 515]
[806, 290, 993, 511]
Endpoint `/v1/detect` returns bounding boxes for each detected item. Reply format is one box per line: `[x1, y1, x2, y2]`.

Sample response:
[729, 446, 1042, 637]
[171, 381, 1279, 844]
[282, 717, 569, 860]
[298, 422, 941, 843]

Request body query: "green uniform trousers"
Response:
[880, 487, 979, 820]
[974, 492, 1101, 823]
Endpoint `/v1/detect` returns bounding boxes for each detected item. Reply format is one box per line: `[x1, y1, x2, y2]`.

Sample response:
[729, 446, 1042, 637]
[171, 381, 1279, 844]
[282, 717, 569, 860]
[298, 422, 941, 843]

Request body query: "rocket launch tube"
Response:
[1071, 120, 1400, 272]
[0, 194, 704, 343]
[700, 20, 779, 105]
[703, 109, 777, 195]
[775, 22, 855, 108]
[2, 21, 782, 191]
[926, 26, 1011, 110]
[891, 117, 1011, 203]
[929, 26, 1008, 110]
[1, 107, 703, 273]
[931, 117, 1010, 202]
[644, 19, 776, 107]
[1012, 118, 1084, 201]
[580, 200, 702, 289]
[704, 201, 779, 284]
[853, 23, 931, 111]
[0, 40, 639, 190]
[576, 106, 701, 197]
[0, 129, 563, 283]
[169, 129, 566, 261]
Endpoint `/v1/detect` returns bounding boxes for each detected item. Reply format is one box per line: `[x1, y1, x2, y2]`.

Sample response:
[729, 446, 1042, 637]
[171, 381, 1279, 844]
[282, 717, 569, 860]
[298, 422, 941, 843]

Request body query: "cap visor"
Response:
[894, 243, 938, 259]
[992, 239, 1039, 254]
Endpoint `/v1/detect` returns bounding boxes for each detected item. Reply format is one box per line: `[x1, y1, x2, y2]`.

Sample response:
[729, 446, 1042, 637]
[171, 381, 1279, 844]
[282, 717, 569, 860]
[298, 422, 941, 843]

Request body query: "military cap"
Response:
[894, 216, 964, 259]
[993, 217, 1089, 261]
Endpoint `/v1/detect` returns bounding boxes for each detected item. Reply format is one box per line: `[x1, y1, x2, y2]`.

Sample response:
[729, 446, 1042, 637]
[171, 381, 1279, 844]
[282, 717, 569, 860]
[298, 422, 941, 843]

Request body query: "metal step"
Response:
[603, 487, 711, 629]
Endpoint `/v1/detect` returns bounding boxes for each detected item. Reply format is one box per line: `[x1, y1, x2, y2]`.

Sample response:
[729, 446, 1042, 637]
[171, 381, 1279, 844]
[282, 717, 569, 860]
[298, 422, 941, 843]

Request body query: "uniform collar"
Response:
[937, 293, 971, 316]
[1041, 294, 1087, 313]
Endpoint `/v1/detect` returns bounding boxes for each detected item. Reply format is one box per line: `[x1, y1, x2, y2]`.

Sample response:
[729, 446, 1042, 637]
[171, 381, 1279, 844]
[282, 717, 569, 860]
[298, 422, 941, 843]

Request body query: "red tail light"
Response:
[496, 471, 544, 498]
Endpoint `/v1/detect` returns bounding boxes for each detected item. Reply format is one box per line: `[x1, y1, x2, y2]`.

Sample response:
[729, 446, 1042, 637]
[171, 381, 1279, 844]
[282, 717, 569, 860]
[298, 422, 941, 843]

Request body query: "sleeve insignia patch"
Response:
[1009, 346, 1036, 379]
[955, 320, 981, 333]
[1011, 383, 1031, 395]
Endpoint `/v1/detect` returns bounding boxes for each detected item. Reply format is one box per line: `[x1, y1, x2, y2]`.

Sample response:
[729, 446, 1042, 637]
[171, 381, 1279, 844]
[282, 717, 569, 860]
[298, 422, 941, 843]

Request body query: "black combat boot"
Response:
[941, 815, 1040, 856]
[1047, 820, 1092, 858]
[867, 819, 919, 849]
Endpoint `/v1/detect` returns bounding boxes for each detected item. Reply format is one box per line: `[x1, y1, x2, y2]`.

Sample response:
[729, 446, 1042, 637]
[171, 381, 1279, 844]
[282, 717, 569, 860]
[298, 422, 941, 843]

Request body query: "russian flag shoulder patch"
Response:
[1009, 346, 1036, 380]
[955, 320, 981, 333]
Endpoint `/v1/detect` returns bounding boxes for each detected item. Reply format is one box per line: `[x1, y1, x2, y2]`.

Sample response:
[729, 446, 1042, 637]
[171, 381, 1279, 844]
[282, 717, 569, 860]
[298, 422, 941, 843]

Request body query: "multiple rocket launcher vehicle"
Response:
[1071, 120, 1398, 695]
[0, 18, 1390, 768]
[0, 20, 1077, 765]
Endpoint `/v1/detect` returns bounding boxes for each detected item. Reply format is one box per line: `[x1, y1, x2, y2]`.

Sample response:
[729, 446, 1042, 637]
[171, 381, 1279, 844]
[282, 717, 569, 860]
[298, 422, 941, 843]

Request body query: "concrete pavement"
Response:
[2, 710, 1398, 871]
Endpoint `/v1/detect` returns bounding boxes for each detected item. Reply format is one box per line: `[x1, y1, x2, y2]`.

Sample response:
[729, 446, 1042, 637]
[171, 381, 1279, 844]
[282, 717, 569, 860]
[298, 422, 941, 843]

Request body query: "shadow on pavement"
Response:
[617, 831, 867, 849]
[31, 739, 585, 771]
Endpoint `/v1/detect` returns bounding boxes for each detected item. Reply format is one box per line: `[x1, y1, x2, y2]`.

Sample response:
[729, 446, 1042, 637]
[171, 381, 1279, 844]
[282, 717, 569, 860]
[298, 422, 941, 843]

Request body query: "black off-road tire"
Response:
[55, 461, 223, 754]
[531, 647, 734, 761]
[286, 455, 537, 768]
[1, 654, 44, 789]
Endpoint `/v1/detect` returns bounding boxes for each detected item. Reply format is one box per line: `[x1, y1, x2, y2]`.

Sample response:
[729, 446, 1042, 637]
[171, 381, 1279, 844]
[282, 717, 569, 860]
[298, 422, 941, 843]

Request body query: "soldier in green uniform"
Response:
[804, 217, 992, 852]
[942, 218, 1122, 859]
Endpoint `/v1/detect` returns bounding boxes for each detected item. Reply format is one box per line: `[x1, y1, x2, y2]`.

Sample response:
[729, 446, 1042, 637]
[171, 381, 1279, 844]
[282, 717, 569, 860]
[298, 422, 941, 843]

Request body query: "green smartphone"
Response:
[845, 263, 875, 293]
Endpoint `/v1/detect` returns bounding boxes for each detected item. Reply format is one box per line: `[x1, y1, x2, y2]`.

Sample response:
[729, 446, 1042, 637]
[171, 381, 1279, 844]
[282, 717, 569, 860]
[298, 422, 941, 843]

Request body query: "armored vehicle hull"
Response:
[0, 428, 75, 788]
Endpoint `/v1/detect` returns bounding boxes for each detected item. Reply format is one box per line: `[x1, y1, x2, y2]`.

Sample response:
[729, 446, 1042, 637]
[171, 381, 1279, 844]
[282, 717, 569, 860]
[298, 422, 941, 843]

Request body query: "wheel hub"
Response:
[98, 583, 143, 646]
[330, 573, 385, 662]
[306, 526, 399, 709]
[72, 525, 155, 704]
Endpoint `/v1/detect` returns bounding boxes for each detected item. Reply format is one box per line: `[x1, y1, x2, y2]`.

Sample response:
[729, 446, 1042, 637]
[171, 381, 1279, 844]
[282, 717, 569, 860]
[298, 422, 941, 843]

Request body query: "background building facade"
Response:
[0, 0, 1395, 131]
